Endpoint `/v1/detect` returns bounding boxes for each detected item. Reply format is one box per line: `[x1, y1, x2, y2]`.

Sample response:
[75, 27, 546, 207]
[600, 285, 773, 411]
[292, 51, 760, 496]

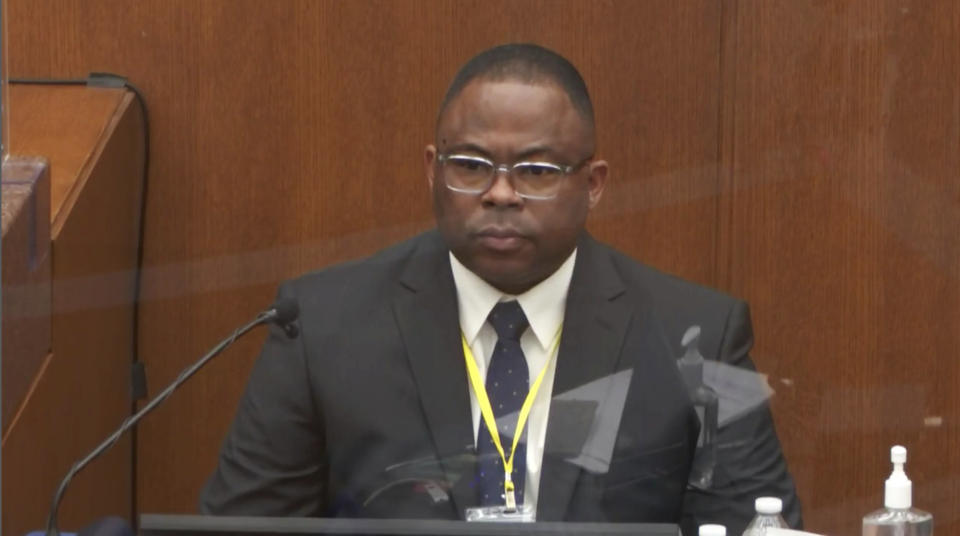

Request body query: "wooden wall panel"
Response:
[10, 1, 960, 533]
[719, 1, 960, 534]
[2, 88, 143, 536]
[1, 158, 51, 435]
[588, 1, 721, 286]
[7, 0, 723, 519]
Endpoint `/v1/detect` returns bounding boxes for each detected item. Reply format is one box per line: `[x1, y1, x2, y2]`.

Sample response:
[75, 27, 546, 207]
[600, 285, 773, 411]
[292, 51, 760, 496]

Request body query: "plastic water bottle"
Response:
[862, 446, 933, 536]
[743, 497, 788, 535]
[700, 524, 726, 536]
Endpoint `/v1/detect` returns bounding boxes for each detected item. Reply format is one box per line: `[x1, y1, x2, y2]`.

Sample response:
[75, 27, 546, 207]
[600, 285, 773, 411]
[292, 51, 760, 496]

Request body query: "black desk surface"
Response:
[139, 515, 679, 536]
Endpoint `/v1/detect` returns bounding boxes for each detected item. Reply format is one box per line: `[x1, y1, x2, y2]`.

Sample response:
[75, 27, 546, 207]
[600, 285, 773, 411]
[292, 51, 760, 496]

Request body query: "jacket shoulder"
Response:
[291, 231, 439, 289]
[590, 240, 747, 358]
[596, 241, 741, 310]
[277, 230, 444, 322]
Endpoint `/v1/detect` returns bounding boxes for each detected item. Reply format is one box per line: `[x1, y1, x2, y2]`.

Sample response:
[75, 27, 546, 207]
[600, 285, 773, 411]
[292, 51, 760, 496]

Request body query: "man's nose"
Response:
[482, 167, 523, 206]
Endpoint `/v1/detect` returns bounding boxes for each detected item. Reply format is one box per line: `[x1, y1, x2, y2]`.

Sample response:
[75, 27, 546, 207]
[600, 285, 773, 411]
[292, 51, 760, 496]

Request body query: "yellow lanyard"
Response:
[461, 325, 562, 510]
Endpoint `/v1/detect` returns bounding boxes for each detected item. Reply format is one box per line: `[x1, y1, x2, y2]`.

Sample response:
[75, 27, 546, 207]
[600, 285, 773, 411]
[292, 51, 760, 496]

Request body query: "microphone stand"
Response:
[46, 308, 288, 536]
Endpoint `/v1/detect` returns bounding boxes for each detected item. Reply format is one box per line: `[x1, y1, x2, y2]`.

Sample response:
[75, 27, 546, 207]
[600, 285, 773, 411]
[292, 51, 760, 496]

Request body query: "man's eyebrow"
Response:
[442, 144, 559, 161]
[514, 146, 556, 161]
[442, 143, 492, 157]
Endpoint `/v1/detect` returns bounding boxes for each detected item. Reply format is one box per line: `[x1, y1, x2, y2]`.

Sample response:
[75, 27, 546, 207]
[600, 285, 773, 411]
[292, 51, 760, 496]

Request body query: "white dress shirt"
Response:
[449, 249, 577, 513]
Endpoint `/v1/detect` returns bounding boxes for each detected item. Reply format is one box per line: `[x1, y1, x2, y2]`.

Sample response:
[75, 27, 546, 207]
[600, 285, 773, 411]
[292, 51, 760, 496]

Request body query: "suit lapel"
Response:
[537, 235, 634, 521]
[391, 233, 476, 517]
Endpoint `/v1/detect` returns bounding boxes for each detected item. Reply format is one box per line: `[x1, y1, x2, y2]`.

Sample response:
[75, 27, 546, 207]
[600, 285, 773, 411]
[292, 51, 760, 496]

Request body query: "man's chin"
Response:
[469, 257, 540, 295]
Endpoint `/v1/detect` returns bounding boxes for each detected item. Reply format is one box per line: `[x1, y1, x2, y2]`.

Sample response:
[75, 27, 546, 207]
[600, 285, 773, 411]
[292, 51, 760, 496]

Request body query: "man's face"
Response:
[425, 79, 607, 294]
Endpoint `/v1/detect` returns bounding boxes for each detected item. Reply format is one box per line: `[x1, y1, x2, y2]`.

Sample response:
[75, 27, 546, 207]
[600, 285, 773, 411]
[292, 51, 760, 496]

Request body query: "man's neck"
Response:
[449, 249, 577, 350]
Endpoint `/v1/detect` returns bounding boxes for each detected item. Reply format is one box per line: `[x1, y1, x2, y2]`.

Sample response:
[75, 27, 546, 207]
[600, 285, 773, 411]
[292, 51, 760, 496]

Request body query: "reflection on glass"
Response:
[1, 0, 9, 160]
[678, 326, 719, 490]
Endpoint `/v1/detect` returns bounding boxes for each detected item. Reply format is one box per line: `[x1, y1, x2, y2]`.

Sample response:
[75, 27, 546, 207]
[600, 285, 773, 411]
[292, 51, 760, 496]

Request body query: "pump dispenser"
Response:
[884, 446, 911, 509]
[678, 325, 719, 489]
[863, 446, 933, 535]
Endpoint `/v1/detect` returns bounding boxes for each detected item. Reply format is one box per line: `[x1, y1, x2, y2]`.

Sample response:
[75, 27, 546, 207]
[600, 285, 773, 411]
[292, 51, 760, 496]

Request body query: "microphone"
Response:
[268, 298, 300, 339]
[45, 300, 300, 536]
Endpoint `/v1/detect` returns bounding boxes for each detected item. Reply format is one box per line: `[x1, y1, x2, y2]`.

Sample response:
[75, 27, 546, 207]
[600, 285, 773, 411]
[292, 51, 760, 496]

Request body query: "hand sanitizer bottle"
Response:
[700, 524, 726, 536]
[743, 497, 788, 535]
[862, 446, 933, 535]
[678, 325, 719, 489]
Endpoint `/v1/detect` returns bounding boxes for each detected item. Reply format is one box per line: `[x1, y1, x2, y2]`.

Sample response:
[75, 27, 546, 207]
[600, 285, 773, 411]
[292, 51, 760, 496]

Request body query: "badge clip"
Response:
[465, 503, 535, 523]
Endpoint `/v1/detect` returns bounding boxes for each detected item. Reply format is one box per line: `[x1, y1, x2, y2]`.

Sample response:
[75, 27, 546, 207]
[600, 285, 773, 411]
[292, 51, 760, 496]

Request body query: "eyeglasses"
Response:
[436, 153, 590, 200]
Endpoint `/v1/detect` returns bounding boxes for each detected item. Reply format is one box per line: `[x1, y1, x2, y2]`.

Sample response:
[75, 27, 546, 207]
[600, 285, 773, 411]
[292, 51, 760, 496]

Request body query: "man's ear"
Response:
[586, 159, 608, 209]
[424, 144, 438, 190]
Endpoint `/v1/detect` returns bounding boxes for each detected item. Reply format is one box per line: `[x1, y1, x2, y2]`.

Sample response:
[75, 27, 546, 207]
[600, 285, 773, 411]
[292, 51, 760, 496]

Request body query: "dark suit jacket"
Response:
[200, 230, 801, 535]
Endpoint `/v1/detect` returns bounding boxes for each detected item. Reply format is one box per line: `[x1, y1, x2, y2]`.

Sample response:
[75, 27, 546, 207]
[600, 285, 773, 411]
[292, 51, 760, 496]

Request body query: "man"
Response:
[201, 44, 801, 535]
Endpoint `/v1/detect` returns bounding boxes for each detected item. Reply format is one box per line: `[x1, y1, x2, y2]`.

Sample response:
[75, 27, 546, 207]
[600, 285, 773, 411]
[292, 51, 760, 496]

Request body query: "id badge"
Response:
[465, 503, 535, 523]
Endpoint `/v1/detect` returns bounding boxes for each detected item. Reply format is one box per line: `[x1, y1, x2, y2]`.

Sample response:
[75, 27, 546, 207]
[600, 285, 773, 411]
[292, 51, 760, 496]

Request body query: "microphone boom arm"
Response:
[46, 305, 293, 536]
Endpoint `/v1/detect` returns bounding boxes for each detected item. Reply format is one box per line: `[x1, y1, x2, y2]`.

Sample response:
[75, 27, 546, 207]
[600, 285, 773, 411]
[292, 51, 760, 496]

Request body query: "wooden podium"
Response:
[2, 84, 145, 536]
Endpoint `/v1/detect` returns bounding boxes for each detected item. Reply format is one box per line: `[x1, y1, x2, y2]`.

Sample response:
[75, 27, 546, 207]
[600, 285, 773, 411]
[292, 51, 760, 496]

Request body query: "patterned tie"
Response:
[476, 301, 530, 507]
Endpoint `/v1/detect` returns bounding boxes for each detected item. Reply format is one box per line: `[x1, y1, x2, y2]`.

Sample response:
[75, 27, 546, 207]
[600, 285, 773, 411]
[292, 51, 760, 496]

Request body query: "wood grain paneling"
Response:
[7, 0, 724, 518]
[718, 1, 960, 534]
[8, 86, 127, 234]
[13, 2, 959, 534]
[586, 1, 721, 286]
[1, 158, 51, 436]
[2, 88, 143, 536]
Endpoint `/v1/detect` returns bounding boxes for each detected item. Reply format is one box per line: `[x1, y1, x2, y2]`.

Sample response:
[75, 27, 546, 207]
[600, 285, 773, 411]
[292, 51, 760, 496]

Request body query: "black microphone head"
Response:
[271, 298, 300, 326]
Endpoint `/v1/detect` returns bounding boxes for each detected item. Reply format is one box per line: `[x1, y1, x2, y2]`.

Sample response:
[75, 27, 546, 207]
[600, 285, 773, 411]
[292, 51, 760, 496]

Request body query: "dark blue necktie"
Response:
[476, 301, 530, 507]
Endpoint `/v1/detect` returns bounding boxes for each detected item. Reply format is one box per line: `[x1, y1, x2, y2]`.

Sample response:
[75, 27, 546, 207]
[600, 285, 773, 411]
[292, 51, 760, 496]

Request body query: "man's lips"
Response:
[473, 227, 528, 252]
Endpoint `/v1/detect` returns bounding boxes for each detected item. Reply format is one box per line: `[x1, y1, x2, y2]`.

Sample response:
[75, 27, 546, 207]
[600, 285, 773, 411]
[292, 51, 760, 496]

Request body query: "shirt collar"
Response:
[449, 249, 577, 352]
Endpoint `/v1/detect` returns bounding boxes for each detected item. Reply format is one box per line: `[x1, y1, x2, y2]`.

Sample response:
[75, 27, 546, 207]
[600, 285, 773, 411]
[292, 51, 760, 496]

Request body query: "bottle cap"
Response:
[755, 496, 783, 514]
[884, 445, 912, 509]
[698, 524, 726, 536]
